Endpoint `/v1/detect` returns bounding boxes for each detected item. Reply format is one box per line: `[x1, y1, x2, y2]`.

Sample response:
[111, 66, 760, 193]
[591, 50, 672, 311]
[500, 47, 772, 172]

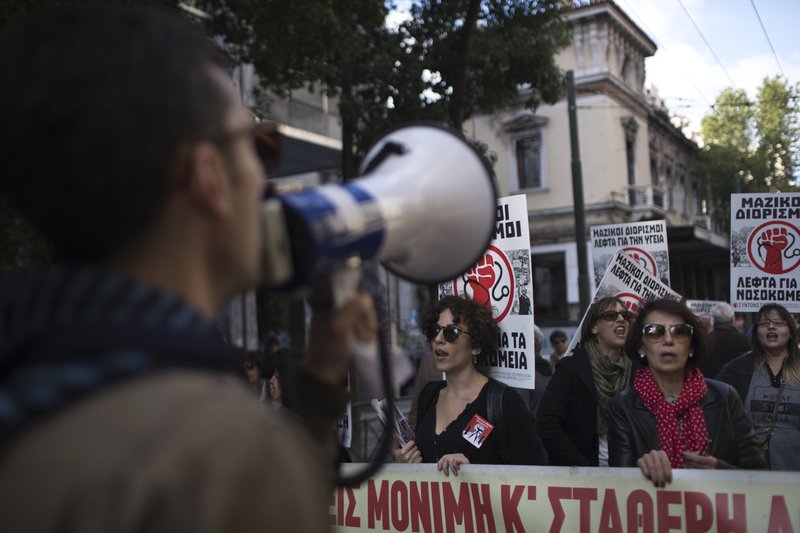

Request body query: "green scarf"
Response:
[585, 337, 631, 435]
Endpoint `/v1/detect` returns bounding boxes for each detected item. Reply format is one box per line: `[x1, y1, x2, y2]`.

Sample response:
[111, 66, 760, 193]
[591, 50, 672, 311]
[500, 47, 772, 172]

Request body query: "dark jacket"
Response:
[703, 324, 751, 379]
[536, 344, 637, 466]
[608, 378, 766, 470]
[716, 352, 757, 402]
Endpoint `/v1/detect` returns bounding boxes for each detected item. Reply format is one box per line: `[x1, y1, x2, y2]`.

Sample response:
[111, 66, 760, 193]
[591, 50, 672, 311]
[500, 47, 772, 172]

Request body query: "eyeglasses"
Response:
[597, 310, 633, 322]
[642, 323, 694, 341]
[757, 318, 788, 328]
[207, 120, 281, 172]
[244, 362, 255, 371]
[425, 324, 471, 343]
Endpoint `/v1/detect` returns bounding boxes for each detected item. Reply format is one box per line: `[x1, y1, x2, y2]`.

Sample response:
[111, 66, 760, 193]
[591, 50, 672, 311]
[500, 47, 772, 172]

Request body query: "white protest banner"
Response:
[439, 194, 534, 389]
[730, 193, 800, 312]
[565, 250, 682, 356]
[589, 220, 670, 292]
[331, 464, 800, 533]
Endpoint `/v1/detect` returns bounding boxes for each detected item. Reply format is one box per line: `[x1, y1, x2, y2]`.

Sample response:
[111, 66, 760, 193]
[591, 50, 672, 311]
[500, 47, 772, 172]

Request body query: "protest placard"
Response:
[730, 193, 800, 312]
[589, 220, 670, 293]
[439, 194, 534, 389]
[685, 299, 725, 316]
[564, 250, 682, 357]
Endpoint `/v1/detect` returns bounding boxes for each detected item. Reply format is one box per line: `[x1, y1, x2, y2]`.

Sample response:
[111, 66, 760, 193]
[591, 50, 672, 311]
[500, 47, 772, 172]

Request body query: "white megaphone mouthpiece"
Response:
[261, 122, 498, 290]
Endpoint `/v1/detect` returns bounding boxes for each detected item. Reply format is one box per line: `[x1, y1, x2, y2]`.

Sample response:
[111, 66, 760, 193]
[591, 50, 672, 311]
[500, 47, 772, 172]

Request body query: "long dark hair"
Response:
[751, 304, 800, 384]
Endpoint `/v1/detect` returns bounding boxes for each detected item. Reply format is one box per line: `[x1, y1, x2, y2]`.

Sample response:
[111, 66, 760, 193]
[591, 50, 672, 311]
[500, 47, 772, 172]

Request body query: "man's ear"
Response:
[183, 141, 232, 218]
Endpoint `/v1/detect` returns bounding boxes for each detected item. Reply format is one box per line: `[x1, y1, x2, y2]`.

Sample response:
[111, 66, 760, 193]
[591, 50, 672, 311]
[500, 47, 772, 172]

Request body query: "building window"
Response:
[621, 117, 638, 205]
[532, 252, 567, 325]
[666, 166, 674, 210]
[516, 133, 542, 190]
[498, 111, 548, 192]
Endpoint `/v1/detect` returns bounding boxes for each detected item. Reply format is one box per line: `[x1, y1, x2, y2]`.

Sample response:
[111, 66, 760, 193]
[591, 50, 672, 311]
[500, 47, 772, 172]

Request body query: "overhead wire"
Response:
[675, 0, 736, 87]
[749, 0, 786, 79]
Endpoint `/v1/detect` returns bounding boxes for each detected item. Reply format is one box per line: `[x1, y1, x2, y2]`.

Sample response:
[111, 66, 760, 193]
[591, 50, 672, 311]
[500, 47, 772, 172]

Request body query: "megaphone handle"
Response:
[329, 265, 361, 309]
[329, 266, 380, 363]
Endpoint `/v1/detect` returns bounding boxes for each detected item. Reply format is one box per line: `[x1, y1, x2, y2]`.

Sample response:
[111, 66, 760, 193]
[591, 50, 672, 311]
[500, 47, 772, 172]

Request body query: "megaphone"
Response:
[261, 122, 498, 290]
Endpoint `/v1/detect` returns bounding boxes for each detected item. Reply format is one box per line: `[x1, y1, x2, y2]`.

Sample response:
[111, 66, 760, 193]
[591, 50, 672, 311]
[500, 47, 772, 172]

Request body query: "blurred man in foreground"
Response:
[0, 5, 375, 531]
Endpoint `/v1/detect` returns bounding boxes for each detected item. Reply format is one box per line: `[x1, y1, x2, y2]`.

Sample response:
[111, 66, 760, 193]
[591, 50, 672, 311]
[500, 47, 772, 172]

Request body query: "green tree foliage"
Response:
[198, 0, 569, 171]
[698, 76, 799, 232]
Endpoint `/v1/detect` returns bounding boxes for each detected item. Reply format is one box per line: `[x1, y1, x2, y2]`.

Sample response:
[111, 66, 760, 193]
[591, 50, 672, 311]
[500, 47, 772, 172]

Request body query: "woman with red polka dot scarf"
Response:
[608, 299, 766, 487]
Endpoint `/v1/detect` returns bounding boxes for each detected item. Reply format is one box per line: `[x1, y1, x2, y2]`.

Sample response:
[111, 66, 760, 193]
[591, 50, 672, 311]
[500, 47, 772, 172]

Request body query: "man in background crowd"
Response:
[549, 329, 569, 371]
[702, 302, 751, 378]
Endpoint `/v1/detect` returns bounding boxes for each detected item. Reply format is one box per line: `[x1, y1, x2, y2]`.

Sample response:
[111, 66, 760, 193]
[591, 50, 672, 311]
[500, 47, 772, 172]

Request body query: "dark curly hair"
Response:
[422, 295, 499, 356]
[624, 298, 708, 368]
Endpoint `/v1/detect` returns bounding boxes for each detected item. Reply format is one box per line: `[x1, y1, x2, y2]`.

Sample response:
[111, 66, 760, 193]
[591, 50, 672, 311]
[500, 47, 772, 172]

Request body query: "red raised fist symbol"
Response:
[465, 254, 496, 309]
[629, 251, 646, 270]
[760, 227, 789, 274]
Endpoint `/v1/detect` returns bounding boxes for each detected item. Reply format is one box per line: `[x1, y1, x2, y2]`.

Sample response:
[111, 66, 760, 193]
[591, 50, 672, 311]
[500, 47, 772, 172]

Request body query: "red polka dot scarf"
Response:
[634, 367, 709, 468]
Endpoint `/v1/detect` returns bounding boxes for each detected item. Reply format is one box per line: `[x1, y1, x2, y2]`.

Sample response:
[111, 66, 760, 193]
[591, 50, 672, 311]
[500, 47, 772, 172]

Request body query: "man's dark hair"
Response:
[0, 4, 231, 262]
[624, 298, 709, 368]
[549, 329, 567, 343]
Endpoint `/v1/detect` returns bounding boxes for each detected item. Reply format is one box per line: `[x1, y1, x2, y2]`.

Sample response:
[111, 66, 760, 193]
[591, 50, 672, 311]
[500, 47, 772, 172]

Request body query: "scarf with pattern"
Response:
[634, 367, 709, 468]
[585, 337, 631, 435]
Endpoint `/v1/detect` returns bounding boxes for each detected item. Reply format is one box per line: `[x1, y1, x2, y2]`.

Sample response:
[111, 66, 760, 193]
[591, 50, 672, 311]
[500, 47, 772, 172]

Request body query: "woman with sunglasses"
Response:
[608, 299, 765, 487]
[717, 303, 800, 471]
[537, 296, 636, 466]
[393, 295, 547, 475]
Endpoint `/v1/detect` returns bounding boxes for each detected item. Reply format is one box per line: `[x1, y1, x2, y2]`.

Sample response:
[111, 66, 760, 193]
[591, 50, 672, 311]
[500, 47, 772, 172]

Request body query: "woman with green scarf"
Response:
[537, 296, 637, 466]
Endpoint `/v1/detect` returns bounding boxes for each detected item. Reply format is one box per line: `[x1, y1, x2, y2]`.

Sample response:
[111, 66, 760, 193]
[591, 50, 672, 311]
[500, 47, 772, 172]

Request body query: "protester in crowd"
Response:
[549, 329, 570, 371]
[408, 321, 549, 424]
[0, 5, 377, 531]
[244, 350, 271, 402]
[262, 349, 300, 409]
[394, 295, 547, 475]
[609, 299, 765, 487]
[537, 296, 636, 466]
[717, 303, 800, 471]
[701, 302, 751, 378]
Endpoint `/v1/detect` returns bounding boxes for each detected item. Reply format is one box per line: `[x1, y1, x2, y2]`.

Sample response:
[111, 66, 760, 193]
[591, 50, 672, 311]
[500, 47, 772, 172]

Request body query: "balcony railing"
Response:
[626, 184, 665, 210]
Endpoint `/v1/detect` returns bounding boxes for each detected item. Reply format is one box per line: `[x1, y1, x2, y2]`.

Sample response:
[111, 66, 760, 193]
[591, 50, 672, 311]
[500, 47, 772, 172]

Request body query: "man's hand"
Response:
[393, 440, 422, 464]
[636, 449, 672, 488]
[436, 453, 470, 477]
[304, 291, 377, 385]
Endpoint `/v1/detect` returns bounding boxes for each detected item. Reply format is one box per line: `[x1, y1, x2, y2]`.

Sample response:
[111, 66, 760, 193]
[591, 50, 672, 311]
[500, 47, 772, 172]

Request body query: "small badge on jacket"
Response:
[462, 414, 494, 448]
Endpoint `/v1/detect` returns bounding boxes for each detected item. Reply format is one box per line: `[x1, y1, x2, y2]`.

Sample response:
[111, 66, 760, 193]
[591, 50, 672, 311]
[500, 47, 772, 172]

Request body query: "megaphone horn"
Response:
[261, 122, 498, 290]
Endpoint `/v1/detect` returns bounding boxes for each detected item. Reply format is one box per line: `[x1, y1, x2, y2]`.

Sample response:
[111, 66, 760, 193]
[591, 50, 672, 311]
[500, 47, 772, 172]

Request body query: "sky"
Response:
[616, 0, 800, 133]
[389, 0, 800, 135]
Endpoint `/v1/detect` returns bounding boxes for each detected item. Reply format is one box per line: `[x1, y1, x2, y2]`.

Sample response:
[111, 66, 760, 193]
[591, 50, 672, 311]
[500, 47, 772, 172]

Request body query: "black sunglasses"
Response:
[642, 323, 694, 341]
[597, 310, 633, 322]
[426, 324, 471, 343]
